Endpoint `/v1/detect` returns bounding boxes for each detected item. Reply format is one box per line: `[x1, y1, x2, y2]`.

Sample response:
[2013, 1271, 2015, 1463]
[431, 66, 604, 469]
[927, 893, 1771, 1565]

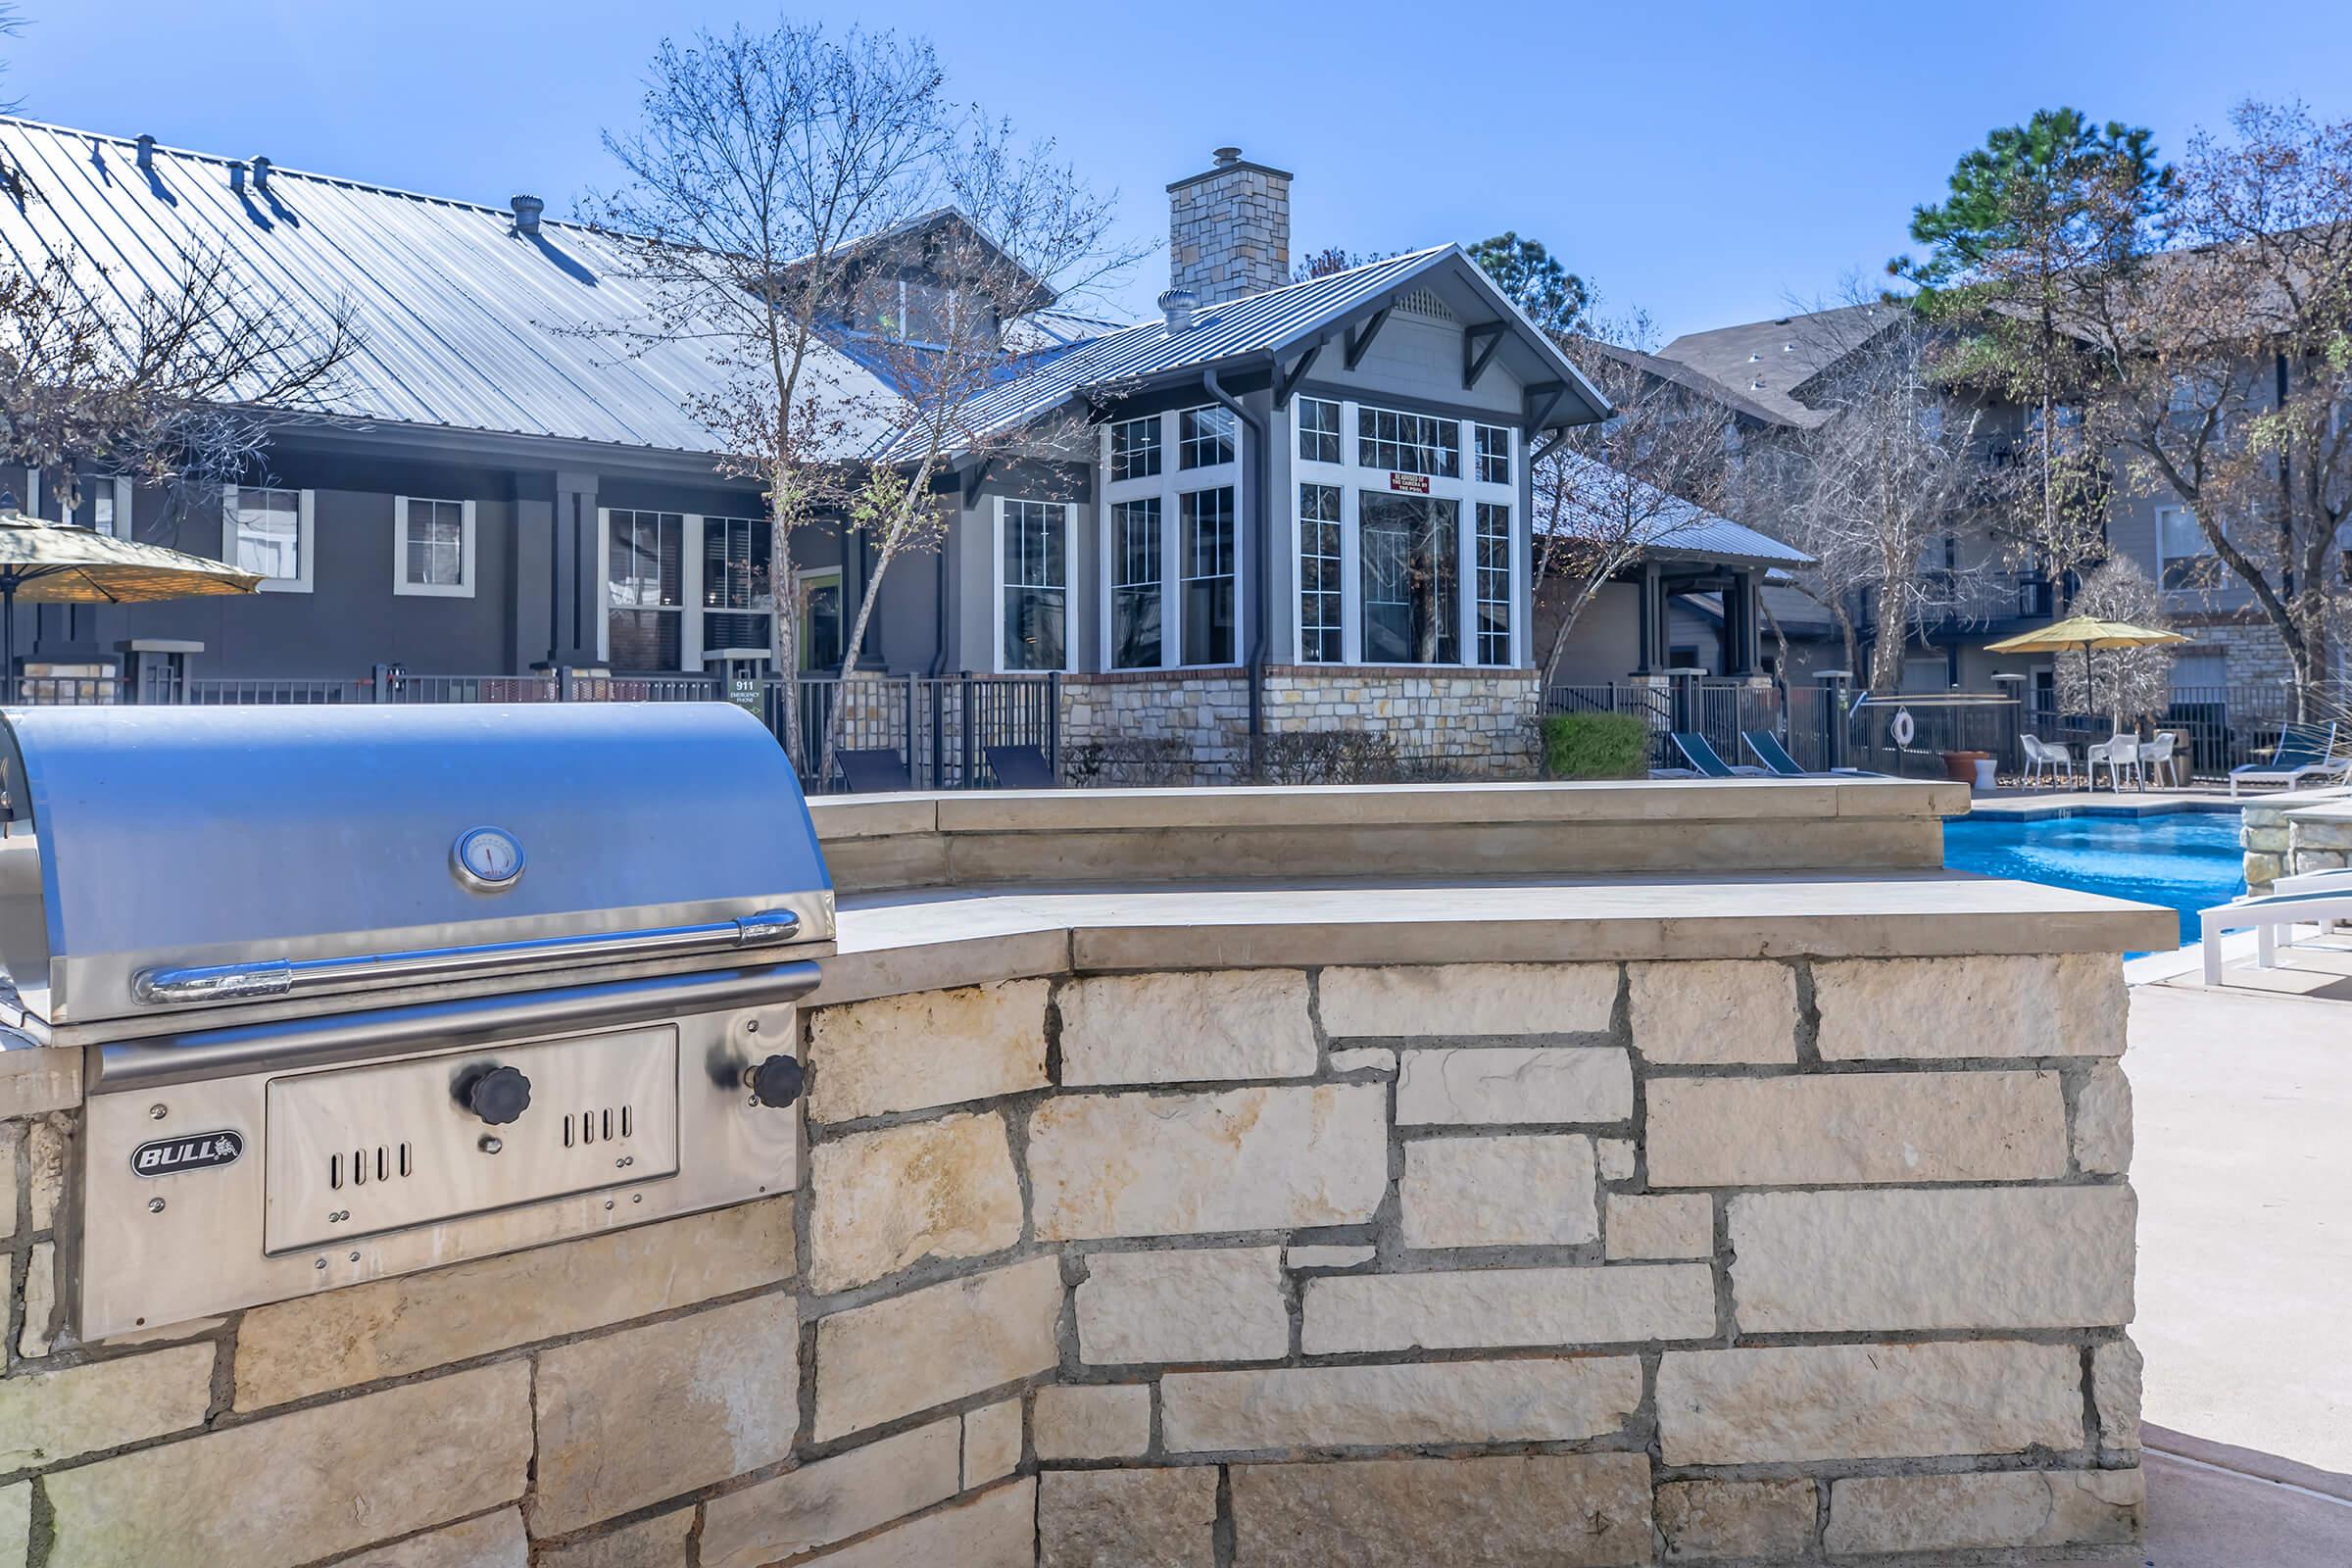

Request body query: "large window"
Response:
[2156, 505, 2216, 589]
[226, 485, 313, 592]
[608, 510, 684, 669]
[1298, 398, 1343, 465]
[1181, 487, 1237, 664]
[1001, 499, 1068, 671]
[1110, 498, 1163, 669]
[1299, 484, 1344, 662]
[701, 515, 773, 651]
[1475, 502, 1511, 665]
[394, 496, 474, 598]
[1109, 416, 1161, 481]
[1357, 405, 1459, 478]
[1179, 405, 1236, 469]
[1359, 494, 1458, 663]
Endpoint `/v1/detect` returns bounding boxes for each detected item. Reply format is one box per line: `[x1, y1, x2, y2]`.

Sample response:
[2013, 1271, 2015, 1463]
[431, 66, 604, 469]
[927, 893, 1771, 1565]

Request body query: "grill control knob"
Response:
[746, 1055, 804, 1109]
[460, 1064, 532, 1126]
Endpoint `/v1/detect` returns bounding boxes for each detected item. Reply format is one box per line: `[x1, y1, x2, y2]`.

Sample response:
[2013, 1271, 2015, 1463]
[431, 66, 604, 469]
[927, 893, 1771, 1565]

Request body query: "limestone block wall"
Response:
[0, 950, 2140, 1567]
[1061, 666, 1541, 784]
[2241, 794, 2352, 893]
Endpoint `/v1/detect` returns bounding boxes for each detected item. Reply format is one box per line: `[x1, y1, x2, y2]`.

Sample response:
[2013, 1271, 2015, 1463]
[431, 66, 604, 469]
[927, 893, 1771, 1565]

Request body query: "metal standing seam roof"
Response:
[0, 116, 907, 459]
[1537, 450, 1812, 568]
[895, 244, 1615, 458]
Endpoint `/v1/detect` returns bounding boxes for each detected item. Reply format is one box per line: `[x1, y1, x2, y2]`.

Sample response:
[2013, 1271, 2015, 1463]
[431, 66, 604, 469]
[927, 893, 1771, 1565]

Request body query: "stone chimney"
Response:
[1167, 146, 1292, 306]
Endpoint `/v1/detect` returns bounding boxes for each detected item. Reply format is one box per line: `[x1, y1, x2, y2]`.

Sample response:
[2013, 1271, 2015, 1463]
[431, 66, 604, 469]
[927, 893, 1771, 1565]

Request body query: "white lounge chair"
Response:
[2201, 887, 2352, 984]
[2145, 730, 2187, 789]
[2020, 734, 2075, 789]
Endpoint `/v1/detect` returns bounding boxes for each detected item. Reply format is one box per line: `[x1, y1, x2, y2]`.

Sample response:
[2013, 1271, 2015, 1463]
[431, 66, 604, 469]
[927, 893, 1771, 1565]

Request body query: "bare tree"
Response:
[0, 241, 359, 529]
[2076, 101, 2352, 712]
[2053, 555, 2175, 723]
[589, 23, 1133, 775]
[1773, 301, 1989, 691]
[1532, 312, 1735, 682]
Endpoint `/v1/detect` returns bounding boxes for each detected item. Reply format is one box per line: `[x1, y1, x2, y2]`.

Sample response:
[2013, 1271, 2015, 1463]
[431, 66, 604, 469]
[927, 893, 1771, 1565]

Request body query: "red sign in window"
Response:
[1388, 472, 1431, 494]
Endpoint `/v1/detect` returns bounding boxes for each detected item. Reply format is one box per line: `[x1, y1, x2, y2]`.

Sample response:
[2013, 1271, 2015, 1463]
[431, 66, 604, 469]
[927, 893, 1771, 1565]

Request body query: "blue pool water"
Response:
[1942, 810, 2245, 952]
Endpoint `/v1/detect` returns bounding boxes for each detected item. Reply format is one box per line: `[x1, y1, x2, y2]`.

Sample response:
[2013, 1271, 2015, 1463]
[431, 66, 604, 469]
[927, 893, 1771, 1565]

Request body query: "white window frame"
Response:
[1098, 408, 1248, 670]
[994, 496, 1074, 674]
[595, 508, 702, 669]
[71, 473, 131, 537]
[221, 483, 316, 594]
[1286, 397, 1517, 666]
[392, 495, 476, 599]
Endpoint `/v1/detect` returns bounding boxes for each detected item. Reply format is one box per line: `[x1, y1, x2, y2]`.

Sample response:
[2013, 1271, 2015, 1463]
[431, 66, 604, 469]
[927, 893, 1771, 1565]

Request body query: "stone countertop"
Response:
[812, 871, 2176, 1007]
[807, 777, 1970, 841]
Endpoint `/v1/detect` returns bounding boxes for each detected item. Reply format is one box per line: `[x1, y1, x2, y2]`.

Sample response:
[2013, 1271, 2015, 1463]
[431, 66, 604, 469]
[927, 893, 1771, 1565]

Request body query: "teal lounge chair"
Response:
[2230, 721, 2342, 797]
[1669, 732, 1768, 777]
[1741, 730, 1877, 778]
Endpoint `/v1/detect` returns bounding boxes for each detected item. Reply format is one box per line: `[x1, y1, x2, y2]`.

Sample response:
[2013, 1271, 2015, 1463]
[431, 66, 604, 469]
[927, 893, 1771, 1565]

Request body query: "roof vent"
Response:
[1750, 378, 1766, 390]
[135, 134, 156, 172]
[1158, 287, 1199, 334]
[1747, 352, 1761, 362]
[250, 156, 271, 194]
[1212, 146, 1243, 168]
[1773, 317, 1791, 325]
[511, 194, 544, 237]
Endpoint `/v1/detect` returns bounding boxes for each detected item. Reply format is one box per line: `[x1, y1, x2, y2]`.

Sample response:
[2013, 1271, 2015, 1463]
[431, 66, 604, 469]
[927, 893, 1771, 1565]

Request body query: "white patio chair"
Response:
[2020, 734, 2075, 790]
[2088, 735, 2142, 792]
[2141, 731, 2182, 790]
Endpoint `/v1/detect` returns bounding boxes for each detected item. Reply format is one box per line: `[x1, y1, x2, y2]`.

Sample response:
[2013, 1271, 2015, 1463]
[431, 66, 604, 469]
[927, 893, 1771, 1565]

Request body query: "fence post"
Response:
[905, 673, 919, 787]
[558, 666, 576, 702]
[1047, 672, 1062, 782]
[959, 673, 976, 791]
[370, 663, 394, 704]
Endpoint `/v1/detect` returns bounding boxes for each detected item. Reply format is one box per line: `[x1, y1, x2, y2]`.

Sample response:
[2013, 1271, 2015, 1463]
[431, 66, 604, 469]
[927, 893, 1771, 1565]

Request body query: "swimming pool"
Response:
[1942, 809, 2244, 952]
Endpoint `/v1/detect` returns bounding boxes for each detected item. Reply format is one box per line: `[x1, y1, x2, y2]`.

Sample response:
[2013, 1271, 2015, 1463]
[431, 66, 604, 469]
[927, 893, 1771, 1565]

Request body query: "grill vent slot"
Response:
[564, 1104, 634, 1149]
[328, 1142, 415, 1191]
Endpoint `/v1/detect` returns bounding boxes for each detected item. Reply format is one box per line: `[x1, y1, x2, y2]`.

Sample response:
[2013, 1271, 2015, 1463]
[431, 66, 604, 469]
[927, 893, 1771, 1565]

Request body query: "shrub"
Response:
[1541, 712, 1650, 779]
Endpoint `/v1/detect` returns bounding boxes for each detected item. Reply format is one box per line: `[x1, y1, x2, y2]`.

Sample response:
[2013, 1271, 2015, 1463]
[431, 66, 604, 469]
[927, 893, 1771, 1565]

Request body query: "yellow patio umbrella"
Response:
[1984, 614, 2191, 732]
[0, 490, 263, 701]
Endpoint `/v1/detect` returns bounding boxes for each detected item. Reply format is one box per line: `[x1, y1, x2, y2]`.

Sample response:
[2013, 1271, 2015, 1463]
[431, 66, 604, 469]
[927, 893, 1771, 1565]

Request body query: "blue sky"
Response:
[12, 1, 2349, 343]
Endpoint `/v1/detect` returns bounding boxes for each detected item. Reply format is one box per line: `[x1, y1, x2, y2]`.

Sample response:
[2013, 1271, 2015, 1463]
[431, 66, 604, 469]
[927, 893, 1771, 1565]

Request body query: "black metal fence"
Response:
[5, 664, 1062, 794]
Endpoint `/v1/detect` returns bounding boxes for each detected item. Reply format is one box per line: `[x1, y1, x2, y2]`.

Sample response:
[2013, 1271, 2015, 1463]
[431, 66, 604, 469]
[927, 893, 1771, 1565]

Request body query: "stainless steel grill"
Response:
[0, 703, 834, 1339]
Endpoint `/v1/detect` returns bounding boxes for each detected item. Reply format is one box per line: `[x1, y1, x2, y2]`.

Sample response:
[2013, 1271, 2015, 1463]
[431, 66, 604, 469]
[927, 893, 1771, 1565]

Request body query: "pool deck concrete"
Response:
[2116, 972, 2352, 1564]
[1966, 787, 2240, 820]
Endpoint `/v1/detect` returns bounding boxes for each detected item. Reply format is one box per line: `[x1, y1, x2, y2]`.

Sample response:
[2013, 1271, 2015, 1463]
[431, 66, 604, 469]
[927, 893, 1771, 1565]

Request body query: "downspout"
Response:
[1202, 366, 1269, 778]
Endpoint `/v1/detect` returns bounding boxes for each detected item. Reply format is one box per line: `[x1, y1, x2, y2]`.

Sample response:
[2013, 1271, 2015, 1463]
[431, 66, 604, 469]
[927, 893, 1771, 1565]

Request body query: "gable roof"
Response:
[906, 245, 1613, 457]
[1583, 341, 1788, 428]
[1655, 302, 1902, 429]
[0, 115, 906, 459]
[1537, 450, 1811, 569]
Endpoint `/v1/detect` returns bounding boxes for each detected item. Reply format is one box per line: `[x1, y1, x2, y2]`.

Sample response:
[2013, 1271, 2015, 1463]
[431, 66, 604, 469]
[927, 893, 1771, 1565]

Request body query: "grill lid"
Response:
[0, 703, 833, 1028]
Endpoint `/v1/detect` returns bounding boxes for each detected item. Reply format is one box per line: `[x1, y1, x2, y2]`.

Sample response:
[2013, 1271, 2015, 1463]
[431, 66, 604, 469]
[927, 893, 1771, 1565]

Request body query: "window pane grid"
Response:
[1110, 416, 1162, 481]
[233, 486, 302, 580]
[1179, 405, 1236, 469]
[1003, 500, 1067, 670]
[1476, 502, 1511, 665]
[1297, 398, 1342, 465]
[1475, 423, 1511, 485]
[1298, 484, 1343, 662]
[1111, 498, 1162, 669]
[404, 498, 466, 587]
[1356, 406, 1459, 477]
[1180, 487, 1236, 664]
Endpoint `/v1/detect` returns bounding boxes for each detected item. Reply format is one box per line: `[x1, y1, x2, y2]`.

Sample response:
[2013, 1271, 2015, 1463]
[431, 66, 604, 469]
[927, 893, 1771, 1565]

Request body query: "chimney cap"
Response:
[1157, 287, 1199, 334]
[1213, 146, 1242, 166]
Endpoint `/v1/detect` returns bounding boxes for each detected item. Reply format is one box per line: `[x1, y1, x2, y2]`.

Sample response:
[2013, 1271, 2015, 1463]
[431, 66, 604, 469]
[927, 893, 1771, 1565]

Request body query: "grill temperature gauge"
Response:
[452, 826, 526, 892]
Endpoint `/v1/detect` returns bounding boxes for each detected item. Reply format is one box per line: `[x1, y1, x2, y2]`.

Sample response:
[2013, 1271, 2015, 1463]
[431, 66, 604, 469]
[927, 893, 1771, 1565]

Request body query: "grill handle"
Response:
[130, 908, 804, 1006]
